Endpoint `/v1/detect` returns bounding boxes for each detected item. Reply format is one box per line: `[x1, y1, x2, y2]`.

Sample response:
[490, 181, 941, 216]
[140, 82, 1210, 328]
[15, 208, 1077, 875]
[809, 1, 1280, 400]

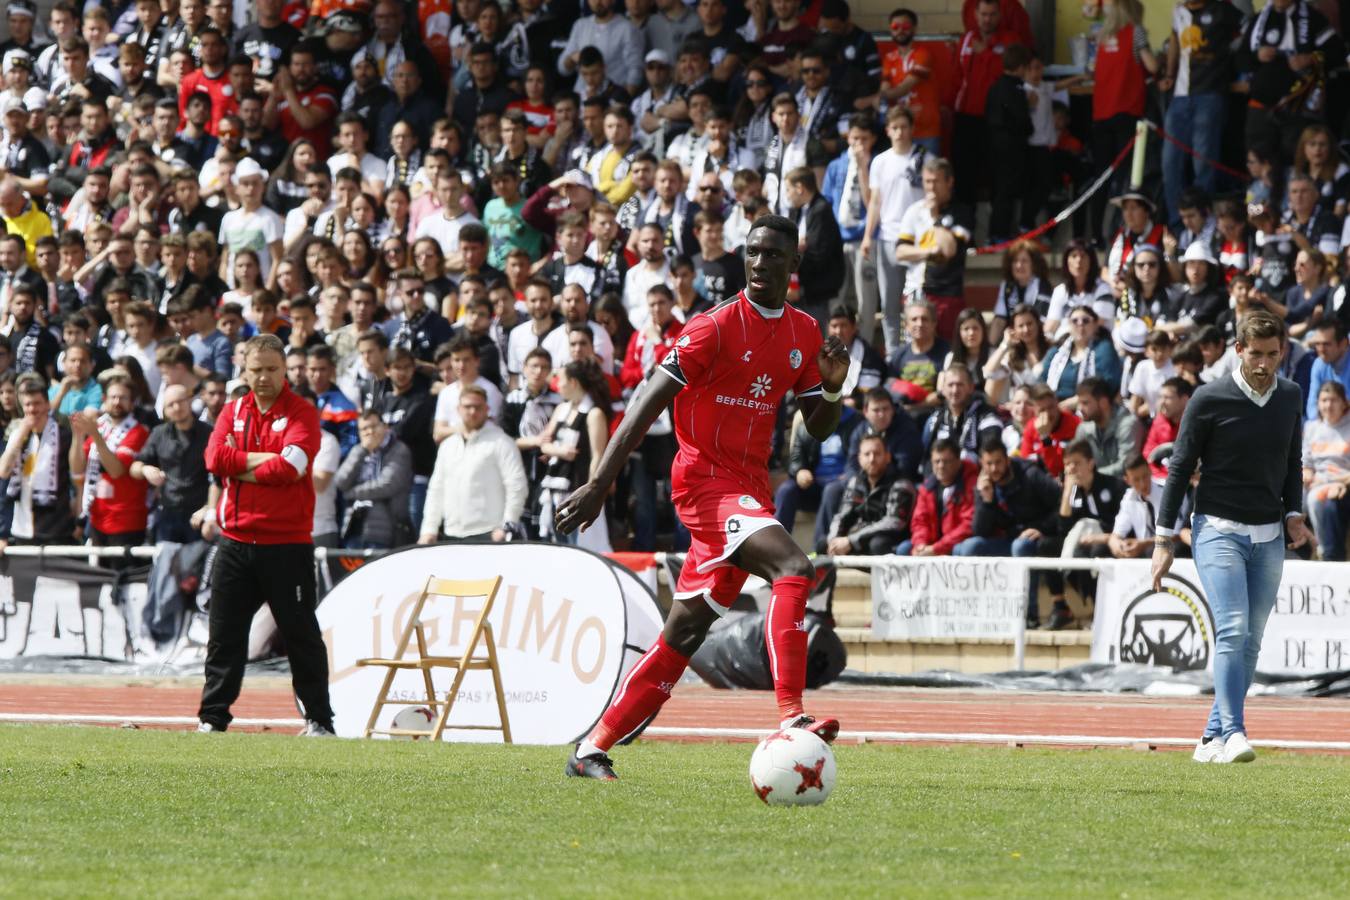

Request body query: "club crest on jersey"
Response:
[789, 349, 802, 370]
[738, 495, 762, 510]
[677, 334, 691, 348]
[749, 374, 772, 398]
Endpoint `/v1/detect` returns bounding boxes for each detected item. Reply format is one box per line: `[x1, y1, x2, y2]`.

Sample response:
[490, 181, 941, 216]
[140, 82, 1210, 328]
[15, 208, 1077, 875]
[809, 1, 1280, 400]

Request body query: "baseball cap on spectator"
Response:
[645, 49, 671, 67]
[232, 158, 268, 185]
[1114, 317, 1149, 355]
[559, 169, 593, 191]
[1179, 241, 1217, 267]
[1110, 190, 1156, 213]
[7, 0, 36, 19]
[3, 50, 33, 73]
[0, 97, 25, 117]
[327, 11, 368, 34]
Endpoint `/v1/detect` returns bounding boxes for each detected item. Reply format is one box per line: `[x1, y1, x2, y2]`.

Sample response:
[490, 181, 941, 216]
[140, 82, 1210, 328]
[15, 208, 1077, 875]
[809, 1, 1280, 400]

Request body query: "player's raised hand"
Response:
[555, 481, 607, 535]
[818, 335, 850, 393]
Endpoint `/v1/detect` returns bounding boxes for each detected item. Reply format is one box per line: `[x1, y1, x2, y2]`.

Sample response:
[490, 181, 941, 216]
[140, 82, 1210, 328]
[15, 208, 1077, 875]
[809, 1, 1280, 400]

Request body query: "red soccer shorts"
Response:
[672, 479, 782, 614]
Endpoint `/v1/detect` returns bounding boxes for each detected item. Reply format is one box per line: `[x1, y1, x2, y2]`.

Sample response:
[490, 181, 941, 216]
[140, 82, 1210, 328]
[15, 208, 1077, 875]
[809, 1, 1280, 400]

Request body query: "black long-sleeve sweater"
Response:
[1157, 374, 1303, 532]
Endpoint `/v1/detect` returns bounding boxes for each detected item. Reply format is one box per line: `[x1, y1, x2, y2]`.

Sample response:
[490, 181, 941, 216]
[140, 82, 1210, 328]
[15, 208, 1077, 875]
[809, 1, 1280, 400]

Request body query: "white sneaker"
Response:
[1192, 737, 1225, 763]
[196, 721, 222, 733]
[1222, 732, 1256, 763]
[300, 720, 336, 737]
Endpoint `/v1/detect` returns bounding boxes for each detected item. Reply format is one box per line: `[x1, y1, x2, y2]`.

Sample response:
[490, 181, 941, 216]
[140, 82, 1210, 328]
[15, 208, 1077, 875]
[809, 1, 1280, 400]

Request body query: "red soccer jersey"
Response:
[659, 293, 824, 500]
[84, 422, 150, 535]
[277, 82, 339, 157]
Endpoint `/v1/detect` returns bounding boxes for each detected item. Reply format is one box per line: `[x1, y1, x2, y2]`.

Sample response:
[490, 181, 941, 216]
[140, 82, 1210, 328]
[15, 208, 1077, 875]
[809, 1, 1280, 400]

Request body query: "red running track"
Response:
[2, 680, 1349, 748]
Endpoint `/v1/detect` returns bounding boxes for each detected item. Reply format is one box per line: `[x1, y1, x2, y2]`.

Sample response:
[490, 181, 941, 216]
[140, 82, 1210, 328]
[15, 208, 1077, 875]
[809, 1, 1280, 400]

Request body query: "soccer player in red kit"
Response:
[556, 216, 851, 779]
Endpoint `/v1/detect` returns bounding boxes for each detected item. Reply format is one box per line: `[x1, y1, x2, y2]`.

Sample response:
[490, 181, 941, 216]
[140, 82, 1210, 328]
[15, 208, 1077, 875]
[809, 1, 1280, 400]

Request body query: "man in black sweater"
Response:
[784, 166, 844, 327]
[955, 435, 1062, 629]
[984, 43, 1033, 245]
[1153, 309, 1313, 765]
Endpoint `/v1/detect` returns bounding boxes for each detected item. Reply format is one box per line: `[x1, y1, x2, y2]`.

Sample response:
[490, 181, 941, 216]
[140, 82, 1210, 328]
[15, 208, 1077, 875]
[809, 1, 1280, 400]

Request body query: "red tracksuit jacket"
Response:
[206, 383, 320, 544]
[909, 459, 979, 554]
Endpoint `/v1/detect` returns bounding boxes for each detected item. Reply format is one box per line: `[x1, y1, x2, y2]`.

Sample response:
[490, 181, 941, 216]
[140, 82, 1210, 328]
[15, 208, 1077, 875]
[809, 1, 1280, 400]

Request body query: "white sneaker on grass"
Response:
[1222, 732, 1256, 763]
[1192, 737, 1225, 763]
[300, 720, 336, 737]
[197, 721, 222, 733]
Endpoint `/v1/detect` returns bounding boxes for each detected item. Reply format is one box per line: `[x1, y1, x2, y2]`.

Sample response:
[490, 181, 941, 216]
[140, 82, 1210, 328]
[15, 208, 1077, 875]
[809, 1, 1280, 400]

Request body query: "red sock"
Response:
[766, 575, 812, 720]
[589, 636, 689, 751]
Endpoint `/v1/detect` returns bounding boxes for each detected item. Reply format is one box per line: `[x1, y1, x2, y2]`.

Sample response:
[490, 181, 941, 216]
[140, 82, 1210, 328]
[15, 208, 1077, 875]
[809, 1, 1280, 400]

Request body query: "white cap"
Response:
[0, 96, 25, 117]
[1114, 317, 1149, 355]
[3, 49, 33, 73]
[232, 157, 268, 184]
[1179, 240, 1216, 267]
[560, 168, 593, 191]
[644, 49, 671, 66]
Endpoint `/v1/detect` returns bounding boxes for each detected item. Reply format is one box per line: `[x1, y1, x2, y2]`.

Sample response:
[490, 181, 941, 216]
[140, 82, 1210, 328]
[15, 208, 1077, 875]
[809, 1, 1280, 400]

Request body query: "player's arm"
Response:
[798, 335, 852, 442]
[554, 370, 683, 535]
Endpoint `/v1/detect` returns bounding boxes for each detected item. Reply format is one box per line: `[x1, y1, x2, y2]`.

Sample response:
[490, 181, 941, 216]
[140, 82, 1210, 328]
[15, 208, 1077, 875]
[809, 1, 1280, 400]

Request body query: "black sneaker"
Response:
[1047, 603, 1075, 631]
[565, 747, 618, 780]
[1025, 616, 1041, 631]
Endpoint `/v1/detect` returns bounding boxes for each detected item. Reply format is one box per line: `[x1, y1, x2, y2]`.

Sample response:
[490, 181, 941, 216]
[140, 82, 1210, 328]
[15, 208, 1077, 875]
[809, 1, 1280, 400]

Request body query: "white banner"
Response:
[870, 558, 1028, 640]
[1092, 560, 1350, 676]
[319, 543, 661, 744]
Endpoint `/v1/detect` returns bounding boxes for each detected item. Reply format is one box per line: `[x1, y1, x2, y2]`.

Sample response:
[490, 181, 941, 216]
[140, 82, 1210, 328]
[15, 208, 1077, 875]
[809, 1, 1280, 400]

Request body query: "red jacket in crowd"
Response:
[206, 382, 321, 545]
[1144, 412, 1181, 484]
[910, 459, 979, 555]
[620, 319, 685, 390]
[1020, 409, 1082, 479]
[84, 421, 151, 536]
[954, 27, 1019, 116]
[961, 0, 1035, 53]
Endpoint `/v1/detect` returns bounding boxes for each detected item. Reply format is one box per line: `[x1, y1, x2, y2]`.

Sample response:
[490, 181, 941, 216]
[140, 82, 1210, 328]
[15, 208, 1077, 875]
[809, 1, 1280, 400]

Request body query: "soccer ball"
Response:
[390, 706, 436, 740]
[748, 727, 836, 806]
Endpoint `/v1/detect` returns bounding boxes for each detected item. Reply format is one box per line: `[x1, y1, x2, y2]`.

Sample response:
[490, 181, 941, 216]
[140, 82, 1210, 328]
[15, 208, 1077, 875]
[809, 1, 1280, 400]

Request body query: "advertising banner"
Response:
[870, 557, 1028, 640]
[318, 542, 662, 744]
[1092, 560, 1350, 676]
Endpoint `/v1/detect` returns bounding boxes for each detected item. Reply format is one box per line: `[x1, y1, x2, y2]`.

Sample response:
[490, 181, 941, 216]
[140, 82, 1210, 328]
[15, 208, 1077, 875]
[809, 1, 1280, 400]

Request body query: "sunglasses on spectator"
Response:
[699, 185, 722, 192]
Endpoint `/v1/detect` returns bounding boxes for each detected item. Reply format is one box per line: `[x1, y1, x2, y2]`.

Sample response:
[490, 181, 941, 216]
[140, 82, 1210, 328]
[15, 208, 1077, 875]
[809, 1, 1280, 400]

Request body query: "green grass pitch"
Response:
[1, 725, 1348, 898]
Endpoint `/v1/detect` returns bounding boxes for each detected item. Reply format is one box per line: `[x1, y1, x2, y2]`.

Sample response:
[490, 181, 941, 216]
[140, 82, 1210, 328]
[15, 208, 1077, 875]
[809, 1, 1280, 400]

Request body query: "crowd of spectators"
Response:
[3, 0, 1350, 631]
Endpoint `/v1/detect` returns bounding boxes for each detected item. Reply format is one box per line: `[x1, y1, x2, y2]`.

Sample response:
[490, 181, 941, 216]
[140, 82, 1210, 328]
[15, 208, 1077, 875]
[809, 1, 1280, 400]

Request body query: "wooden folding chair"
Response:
[356, 575, 512, 743]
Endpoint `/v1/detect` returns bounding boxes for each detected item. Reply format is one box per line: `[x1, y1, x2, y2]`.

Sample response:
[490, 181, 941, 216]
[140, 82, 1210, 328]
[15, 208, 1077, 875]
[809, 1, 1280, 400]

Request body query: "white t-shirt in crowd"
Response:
[414, 210, 480, 257]
[1127, 358, 1176, 415]
[621, 262, 671, 328]
[868, 145, 926, 247]
[434, 377, 505, 429]
[541, 321, 616, 374]
[312, 430, 340, 537]
[219, 205, 284, 283]
[507, 320, 552, 377]
[328, 151, 386, 185]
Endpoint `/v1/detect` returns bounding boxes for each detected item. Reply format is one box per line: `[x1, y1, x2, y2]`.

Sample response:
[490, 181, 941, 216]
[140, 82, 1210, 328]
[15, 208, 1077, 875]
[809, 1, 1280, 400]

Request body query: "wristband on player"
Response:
[820, 386, 843, 403]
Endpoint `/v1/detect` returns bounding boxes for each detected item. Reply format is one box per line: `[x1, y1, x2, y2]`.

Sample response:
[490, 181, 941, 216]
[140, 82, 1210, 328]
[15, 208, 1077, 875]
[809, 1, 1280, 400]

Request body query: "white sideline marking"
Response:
[0, 713, 304, 727]
[642, 726, 1350, 752]
[4, 715, 1349, 752]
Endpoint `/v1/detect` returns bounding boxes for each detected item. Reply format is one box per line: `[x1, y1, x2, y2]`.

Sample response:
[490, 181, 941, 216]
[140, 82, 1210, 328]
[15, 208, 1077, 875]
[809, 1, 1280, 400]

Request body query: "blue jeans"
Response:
[913, 136, 941, 155]
[774, 478, 821, 533]
[1162, 92, 1226, 223]
[1306, 491, 1350, 561]
[408, 478, 428, 536]
[1191, 515, 1285, 739]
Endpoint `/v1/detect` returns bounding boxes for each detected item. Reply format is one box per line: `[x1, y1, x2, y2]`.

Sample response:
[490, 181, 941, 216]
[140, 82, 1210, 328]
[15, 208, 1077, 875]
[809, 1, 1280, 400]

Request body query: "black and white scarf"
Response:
[1045, 337, 1098, 393]
[81, 414, 136, 517]
[394, 307, 431, 353]
[641, 194, 690, 256]
[1249, 0, 1313, 54]
[7, 415, 60, 506]
[15, 319, 43, 374]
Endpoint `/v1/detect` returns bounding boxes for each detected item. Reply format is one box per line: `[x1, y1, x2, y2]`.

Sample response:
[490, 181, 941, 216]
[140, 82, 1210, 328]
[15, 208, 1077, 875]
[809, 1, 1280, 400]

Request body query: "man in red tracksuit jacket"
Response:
[197, 333, 335, 736]
[901, 438, 978, 556]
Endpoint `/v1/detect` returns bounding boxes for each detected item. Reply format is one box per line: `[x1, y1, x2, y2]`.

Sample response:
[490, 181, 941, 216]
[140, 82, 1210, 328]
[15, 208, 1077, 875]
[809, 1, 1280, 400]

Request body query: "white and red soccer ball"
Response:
[748, 727, 836, 806]
[390, 706, 436, 739]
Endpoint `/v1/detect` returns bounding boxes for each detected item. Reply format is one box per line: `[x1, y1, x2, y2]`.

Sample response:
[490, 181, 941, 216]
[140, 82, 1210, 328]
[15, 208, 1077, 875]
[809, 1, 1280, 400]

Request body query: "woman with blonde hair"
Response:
[1291, 124, 1349, 218]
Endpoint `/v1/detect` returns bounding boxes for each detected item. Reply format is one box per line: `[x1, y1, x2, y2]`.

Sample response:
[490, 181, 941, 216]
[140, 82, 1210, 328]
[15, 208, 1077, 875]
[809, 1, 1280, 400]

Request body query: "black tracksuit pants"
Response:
[198, 539, 334, 729]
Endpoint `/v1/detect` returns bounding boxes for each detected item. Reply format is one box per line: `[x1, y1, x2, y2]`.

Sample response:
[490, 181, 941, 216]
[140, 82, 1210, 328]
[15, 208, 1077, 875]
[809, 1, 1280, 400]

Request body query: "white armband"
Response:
[821, 387, 843, 403]
[280, 444, 309, 475]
